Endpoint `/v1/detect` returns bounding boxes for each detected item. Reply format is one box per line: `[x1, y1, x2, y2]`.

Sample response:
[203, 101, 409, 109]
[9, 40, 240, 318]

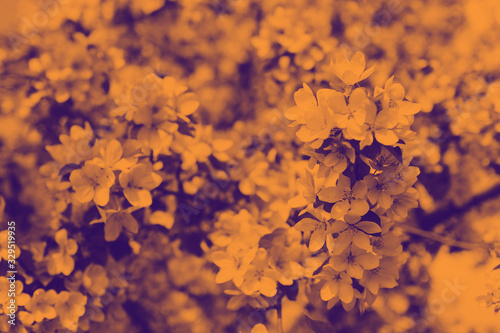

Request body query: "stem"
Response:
[398, 224, 492, 251]
[276, 297, 283, 333]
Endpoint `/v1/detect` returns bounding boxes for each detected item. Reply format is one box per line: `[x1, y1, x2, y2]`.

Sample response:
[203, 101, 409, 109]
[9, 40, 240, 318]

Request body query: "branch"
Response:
[398, 223, 493, 251]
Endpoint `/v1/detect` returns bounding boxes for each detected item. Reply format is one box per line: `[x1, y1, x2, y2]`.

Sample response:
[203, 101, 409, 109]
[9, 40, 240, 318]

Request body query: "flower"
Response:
[46, 229, 78, 276]
[55, 291, 87, 332]
[69, 158, 115, 206]
[294, 207, 334, 251]
[83, 264, 109, 297]
[46, 122, 96, 165]
[314, 265, 354, 303]
[0, 230, 21, 262]
[330, 52, 375, 86]
[321, 141, 356, 174]
[330, 245, 380, 279]
[211, 248, 257, 287]
[0, 278, 30, 315]
[285, 83, 336, 144]
[328, 88, 369, 138]
[240, 248, 280, 297]
[268, 244, 305, 285]
[371, 231, 403, 257]
[364, 173, 405, 210]
[359, 257, 399, 295]
[386, 187, 420, 220]
[377, 76, 421, 124]
[251, 324, 268, 333]
[97, 139, 142, 171]
[326, 214, 382, 254]
[18, 289, 57, 325]
[318, 174, 369, 219]
[288, 169, 317, 208]
[91, 203, 140, 242]
[119, 163, 163, 207]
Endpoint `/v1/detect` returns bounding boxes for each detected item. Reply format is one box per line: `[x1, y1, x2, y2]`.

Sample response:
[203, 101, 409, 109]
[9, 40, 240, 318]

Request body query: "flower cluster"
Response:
[286, 51, 421, 311]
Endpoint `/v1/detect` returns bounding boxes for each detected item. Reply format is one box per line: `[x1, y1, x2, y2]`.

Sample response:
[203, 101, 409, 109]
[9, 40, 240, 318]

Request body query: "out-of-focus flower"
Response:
[18, 289, 57, 325]
[240, 248, 280, 297]
[54, 291, 87, 332]
[0, 230, 21, 261]
[0, 278, 30, 314]
[46, 229, 78, 276]
[83, 264, 109, 297]
[46, 122, 96, 166]
[330, 52, 375, 86]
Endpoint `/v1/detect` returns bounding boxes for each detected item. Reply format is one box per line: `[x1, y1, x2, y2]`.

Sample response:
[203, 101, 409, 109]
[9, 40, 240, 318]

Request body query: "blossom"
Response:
[326, 214, 382, 254]
[0, 278, 30, 314]
[353, 100, 401, 147]
[55, 291, 87, 332]
[285, 83, 336, 144]
[327, 88, 369, 138]
[0, 230, 21, 262]
[314, 265, 354, 303]
[97, 139, 141, 171]
[364, 173, 405, 210]
[288, 169, 317, 208]
[46, 122, 97, 165]
[119, 163, 163, 207]
[69, 158, 115, 206]
[386, 187, 420, 220]
[377, 76, 421, 125]
[268, 244, 305, 285]
[91, 204, 140, 242]
[240, 248, 280, 297]
[321, 141, 356, 173]
[211, 248, 257, 287]
[359, 257, 399, 295]
[46, 229, 78, 276]
[330, 52, 375, 86]
[294, 207, 334, 251]
[83, 264, 109, 297]
[371, 232, 403, 257]
[18, 289, 57, 325]
[330, 245, 380, 279]
[318, 175, 369, 219]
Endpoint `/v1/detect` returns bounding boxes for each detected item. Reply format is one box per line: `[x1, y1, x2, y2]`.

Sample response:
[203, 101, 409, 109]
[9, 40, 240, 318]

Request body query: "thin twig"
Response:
[277, 297, 283, 333]
[398, 224, 492, 251]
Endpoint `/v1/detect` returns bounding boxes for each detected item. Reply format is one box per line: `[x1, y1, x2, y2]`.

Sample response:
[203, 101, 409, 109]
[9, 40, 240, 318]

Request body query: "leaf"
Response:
[305, 315, 335, 333]
[59, 163, 80, 181]
[259, 228, 287, 249]
[385, 145, 403, 164]
[493, 264, 500, 271]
